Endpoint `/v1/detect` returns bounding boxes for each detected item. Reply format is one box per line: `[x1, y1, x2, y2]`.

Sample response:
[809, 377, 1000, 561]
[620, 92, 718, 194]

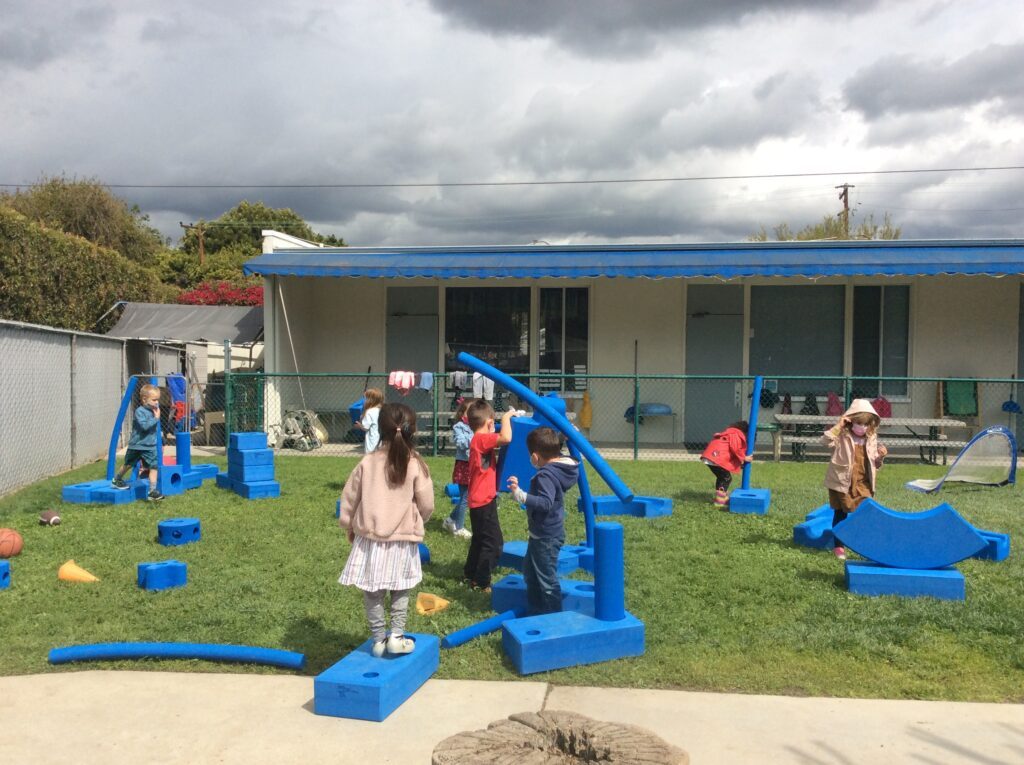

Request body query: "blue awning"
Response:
[244, 240, 1024, 279]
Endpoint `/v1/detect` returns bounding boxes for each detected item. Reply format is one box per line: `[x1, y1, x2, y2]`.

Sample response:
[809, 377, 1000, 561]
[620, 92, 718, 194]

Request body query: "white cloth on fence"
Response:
[451, 370, 468, 389]
[472, 372, 494, 401]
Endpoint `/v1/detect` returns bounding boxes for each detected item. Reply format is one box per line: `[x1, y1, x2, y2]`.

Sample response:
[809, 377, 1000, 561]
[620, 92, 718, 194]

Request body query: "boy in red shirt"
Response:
[700, 420, 752, 507]
[462, 399, 516, 591]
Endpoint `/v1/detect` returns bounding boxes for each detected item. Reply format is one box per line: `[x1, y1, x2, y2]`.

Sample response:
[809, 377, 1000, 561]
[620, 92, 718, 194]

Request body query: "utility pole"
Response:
[179, 221, 206, 265]
[835, 183, 855, 239]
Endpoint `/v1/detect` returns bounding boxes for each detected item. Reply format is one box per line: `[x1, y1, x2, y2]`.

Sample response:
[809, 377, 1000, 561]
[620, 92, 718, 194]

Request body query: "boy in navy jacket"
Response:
[507, 427, 579, 615]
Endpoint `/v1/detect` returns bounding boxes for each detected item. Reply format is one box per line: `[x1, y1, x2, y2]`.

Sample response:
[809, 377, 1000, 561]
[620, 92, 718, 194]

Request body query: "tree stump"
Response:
[432, 710, 688, 765]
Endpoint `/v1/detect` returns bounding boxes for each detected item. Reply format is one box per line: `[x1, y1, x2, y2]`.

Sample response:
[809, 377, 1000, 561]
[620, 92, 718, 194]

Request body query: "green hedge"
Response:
[0, 206, 176, 331]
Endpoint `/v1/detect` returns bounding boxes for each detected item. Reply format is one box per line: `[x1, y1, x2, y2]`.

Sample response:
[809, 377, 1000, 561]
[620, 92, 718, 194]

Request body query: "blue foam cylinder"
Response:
[741, 376, 763, 490]
[48, 642, 305, 669]
[456, 352, 633, 503]
[594, 522, 625, 622]
[0, 560, 9, 589]
[157, 518, 201, 546]
[176, 431, 192, 472]
[442, 608, 524, 648]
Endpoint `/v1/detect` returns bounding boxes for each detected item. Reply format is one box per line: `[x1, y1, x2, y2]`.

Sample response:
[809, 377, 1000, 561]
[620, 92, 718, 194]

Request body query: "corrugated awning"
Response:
[244, 239, 1024, 279]
[106, 303, 263, 344]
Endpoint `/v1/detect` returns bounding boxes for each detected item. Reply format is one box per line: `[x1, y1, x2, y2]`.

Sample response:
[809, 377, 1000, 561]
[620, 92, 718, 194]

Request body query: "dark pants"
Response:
[524, 534, 564, 615]
[706, 463, 732, 492]
[832, 509, 848, 546]
[464, 499, 503, 588]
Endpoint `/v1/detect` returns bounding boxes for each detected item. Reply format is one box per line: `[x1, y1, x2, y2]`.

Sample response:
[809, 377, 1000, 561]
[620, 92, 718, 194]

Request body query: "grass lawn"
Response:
[1, 454, 1022, 702]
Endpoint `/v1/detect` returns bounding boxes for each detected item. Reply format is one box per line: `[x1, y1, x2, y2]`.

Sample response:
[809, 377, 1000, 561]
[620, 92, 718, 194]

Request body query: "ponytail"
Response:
[378, 403, 422, 486]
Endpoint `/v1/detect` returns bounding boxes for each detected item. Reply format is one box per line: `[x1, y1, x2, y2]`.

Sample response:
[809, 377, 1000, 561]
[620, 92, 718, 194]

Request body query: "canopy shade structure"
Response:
[107, 303, 263, 344]
[245, 239, 1024, 280]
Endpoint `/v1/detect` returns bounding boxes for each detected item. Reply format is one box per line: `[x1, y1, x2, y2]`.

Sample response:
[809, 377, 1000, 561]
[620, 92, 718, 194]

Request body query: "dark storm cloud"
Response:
[428, 0, 881, 56]
[0, 3, 114, 69]
[844, 43, 1024, 119]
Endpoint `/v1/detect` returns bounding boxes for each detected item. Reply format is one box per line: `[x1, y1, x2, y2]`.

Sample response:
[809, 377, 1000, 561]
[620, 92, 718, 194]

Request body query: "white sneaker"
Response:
[371, 639, 386, 658]
[454, 527, 472, 539]
[442, 518, 457, 535]
[386, 634, 415, 655]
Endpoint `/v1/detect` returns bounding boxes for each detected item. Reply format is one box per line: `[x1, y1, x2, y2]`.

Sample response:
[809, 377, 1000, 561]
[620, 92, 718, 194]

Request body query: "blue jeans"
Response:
[523, 534, 564, 615]
[448, 485, 468, 529]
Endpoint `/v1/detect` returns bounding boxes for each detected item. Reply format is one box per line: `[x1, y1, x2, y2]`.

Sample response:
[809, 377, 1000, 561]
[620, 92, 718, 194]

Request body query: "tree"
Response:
[750, 213, 901, 241]
[2, 176, 166, 266]
[180, 201, 345, 259]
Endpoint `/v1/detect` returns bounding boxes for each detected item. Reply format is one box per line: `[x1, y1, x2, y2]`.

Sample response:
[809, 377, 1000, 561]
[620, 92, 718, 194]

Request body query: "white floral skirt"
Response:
[339, 536, 422, 592]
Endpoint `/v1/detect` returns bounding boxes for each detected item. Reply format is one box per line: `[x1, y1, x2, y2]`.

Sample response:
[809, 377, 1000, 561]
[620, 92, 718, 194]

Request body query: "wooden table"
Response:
[772, 414, 969, 464]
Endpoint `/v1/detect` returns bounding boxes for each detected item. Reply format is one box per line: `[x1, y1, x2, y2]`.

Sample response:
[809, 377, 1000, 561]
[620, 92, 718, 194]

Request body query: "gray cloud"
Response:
[0, 3, 114, 70]
[844, 43, 1024, 119]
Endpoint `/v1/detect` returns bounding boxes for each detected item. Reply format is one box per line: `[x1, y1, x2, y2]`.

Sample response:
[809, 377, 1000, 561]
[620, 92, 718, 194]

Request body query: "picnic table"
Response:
[772, 414, 969, 464]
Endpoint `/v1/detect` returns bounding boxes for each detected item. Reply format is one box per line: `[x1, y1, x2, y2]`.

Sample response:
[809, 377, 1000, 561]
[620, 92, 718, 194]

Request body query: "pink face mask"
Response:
[851, 423, 868, 437]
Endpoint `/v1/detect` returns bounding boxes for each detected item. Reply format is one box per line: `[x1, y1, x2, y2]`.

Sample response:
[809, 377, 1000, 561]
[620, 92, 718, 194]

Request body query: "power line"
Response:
[1, 165, 1022, 190]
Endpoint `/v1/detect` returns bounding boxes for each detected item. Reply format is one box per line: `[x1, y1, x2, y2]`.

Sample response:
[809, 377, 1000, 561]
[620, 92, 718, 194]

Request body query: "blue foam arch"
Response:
[833, 498, 988, 569]
[456, 352, 633, 503]
[106, 377, 139, 481]
[48, 642, 305, 670]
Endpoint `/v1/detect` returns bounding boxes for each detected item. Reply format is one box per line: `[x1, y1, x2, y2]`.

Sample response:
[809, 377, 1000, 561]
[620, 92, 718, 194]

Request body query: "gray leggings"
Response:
[362, 589, 411, 642]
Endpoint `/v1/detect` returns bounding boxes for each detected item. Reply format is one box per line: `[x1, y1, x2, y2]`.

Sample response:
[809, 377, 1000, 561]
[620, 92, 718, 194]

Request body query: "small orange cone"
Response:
[58, 560, 99, 583]
[415, 592, 450, 616]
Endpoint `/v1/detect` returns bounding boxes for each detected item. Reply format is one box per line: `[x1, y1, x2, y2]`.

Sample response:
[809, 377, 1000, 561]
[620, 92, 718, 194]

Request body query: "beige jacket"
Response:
[338, 450, 435, 542]
[821, 399, 884, 494]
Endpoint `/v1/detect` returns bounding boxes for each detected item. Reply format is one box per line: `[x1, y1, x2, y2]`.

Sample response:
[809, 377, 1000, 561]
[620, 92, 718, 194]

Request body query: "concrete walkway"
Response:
[3, 672, 1022, 764]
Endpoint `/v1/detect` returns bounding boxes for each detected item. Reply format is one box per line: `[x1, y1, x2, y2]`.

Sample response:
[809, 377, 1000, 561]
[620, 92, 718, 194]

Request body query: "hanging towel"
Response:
[389, 370, 416, 394]
[472, 372, 494, 401]
[451, 370, 468, 388]
[418, 372, 434, 391]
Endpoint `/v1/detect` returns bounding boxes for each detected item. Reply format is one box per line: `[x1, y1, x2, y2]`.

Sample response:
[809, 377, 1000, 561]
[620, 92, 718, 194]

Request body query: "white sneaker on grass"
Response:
[454, 527, 472, 539]
[442, 517, 457, 535]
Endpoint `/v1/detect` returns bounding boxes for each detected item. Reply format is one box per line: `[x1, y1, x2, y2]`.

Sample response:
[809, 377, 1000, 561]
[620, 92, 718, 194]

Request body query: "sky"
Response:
[3, 0, 1023, 246]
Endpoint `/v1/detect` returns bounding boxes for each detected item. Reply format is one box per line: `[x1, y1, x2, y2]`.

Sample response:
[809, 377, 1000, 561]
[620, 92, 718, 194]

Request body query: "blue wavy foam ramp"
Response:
[833, 498, 987, 569]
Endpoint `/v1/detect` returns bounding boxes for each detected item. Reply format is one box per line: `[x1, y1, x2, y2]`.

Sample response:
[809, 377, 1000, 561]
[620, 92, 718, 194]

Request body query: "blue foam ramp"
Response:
[491, 574, 596, 616]
[158, 518, 201, 546]
[793, 505, 835, 549]
[228, 462, 275, 482]
[845, 561, 965, 601]
[973, 530, 1010, 562]
[314, 633, 439, 721]
[228, 448, 274, 467]
[229, 432, 268, 451]
[588, 495, 673, 518]
[137, 560, 187, 591]
[499, 540, 581, 575]
[729, 488, 771, 515]
[502, 610, 645, 674]
[834, 499, 988, 569]
[0, 560, 9, 590]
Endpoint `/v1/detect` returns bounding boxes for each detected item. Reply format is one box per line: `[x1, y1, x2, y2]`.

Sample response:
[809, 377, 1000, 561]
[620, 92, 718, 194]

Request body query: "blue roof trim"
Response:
[244, 240, 1024, 279]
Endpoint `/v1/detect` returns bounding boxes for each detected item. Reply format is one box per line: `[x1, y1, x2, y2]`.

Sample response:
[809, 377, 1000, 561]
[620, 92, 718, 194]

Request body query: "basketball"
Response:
[0, 528, 24, 558]
[40, 510, 62, 526]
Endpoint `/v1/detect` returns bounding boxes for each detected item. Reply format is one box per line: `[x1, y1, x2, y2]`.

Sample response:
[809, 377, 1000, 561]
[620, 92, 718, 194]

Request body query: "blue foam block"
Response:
[496, 416, 542, 493]
[227, 462, 275, 482]
[793, 505, 835, 549]
[229, 432, 268, 451]
[190, 463, 220, 479]
[215, 472, 233, 490]
[228, 448, 274, 467]
[62, 478, 148, 504]
[181, 471, 203, 490]
[729, 488, 771, 515]
[502, 610, 645, 674]
[137, 560, 187, 591]
[974, 530, 1010, 562]
[158, 518, 201, 546]
[0, 560, 9, 589]
[499, 540, 581, 575]
[236, 480, 281, 499]
[834, 499, 987, 569]
[491, 574, 596, 616]
[156, 464, 186, 497]
[845, 561, 965, 600]
[588, 495, 673, 518]
[314, 633, 439, 721]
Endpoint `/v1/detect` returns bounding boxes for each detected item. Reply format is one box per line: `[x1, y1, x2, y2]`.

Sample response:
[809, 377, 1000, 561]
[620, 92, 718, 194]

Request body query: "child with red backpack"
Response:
[700, 421, 753, 507]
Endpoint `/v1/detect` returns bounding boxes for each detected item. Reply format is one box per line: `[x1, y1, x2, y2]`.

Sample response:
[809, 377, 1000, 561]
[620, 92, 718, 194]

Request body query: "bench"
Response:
[782, 434, 968, 465]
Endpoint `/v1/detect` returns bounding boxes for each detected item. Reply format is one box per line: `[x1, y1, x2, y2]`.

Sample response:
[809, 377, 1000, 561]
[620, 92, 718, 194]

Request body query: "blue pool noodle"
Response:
[594, 522, 625, 622]
[455, 352, 634, 503]
[567, 441, 596, 548]
[741, 375, 763, 491]
[106, 377, 139, 481]
[48, 642, 306, 670]
[441, 608, 525, 649]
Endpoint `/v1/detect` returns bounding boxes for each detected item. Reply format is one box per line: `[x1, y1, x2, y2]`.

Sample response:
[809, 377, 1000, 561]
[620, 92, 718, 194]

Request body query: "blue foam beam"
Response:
[48, 642, 305, 669]
[741, 375, 763, 490]
[442, 609, 524, 649]
[567, 441, 595, 548]
[845, 561, 965, 601]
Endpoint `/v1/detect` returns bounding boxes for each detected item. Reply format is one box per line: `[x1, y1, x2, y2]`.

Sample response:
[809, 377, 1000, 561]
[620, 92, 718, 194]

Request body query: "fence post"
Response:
[633, 377, 640, 461]
[432, 372, 439, 457]
[69, 333, 77, 469]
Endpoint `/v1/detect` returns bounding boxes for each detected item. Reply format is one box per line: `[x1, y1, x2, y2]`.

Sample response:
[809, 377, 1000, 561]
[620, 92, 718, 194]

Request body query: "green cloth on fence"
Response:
[944, 381, 978, 417]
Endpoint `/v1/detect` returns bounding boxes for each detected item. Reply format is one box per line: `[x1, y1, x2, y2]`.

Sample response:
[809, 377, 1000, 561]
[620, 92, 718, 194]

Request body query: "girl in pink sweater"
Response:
[339, 403, 435, 657]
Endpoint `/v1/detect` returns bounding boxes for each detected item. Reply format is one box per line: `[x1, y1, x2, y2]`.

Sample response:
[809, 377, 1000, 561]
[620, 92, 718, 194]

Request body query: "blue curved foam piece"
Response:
[48, 642, 305, 669]
[106, 377, 139, 481]
[833, 498, 987, 569]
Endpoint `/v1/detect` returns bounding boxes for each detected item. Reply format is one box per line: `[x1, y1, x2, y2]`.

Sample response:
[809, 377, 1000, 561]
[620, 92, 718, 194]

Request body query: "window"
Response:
[444, 287, 530, 374]
[749, 285, 845, 394]
[852, 285, 909, 397]
[539, 287, 589, 391]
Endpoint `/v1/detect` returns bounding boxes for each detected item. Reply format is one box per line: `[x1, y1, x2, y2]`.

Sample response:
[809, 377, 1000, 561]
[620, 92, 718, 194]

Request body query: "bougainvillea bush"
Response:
[177, 280, 263, 306]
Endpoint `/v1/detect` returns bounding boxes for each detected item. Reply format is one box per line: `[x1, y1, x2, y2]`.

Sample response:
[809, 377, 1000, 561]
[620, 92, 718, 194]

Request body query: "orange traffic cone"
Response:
[415, 592, 450, 616]
[58, 560, 99, 583]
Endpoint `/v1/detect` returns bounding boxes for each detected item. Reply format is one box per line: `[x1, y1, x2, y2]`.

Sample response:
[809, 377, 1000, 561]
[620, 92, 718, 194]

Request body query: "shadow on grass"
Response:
[741, 531, 816, 553]
[325, 481, 346, 492]
[672, 488, 714, 504]
[796, 568, 845, 590]
[282, 616, 366, 675]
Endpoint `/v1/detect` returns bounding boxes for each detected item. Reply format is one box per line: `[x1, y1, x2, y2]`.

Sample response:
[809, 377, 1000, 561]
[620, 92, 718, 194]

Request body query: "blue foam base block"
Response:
[228, 448, 274, 468]
[314, 633, 439, 722]
[502, 610, 645, 675]
[0, 560, 9, 589]
[216, 472, 281, 499]
[729, 488, 771, 515]
[845, 561, 965, 601]
[974, 530, 1010, 562]
[181, 471, 203, 490]
[61, 478, 148, 504]
[158, 518, 201, 546]
[491, 574, 596, 616]
[227, 462, 275, 482]
[587, 495, 673, 518]
[190, 463, 221, 479]
[229, 432, 268, 451]
[137, 560, 187, 591]
[499, 540, 581, 575]
[156, 464, 186, 497]
[793, 505, 835, 549]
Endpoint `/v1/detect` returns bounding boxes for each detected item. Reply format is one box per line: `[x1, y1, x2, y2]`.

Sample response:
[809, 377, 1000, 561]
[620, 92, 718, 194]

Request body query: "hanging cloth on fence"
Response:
[800, 393, 820, 415]
[825, 391, 843, 416]
[781, 393, 793, 415]
[417, 372, 434, 391]
[388, 370, 416, 395]
[451, 370, 468, 389]
[871, 395, 892, 419]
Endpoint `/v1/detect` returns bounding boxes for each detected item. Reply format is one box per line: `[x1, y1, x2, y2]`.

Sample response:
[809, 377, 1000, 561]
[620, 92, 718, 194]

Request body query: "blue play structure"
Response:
[61, 374, 219, 504]
[158, 518, 201, 546]
[137, 560, 187, 591]
[728, 375, 771, 515]
[216, 432, 281, 499]
[48, 642, 305, 669]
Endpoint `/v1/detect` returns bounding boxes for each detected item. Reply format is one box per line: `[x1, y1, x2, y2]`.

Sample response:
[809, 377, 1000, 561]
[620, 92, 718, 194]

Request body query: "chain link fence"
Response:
[225, 372, 1024, 463]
